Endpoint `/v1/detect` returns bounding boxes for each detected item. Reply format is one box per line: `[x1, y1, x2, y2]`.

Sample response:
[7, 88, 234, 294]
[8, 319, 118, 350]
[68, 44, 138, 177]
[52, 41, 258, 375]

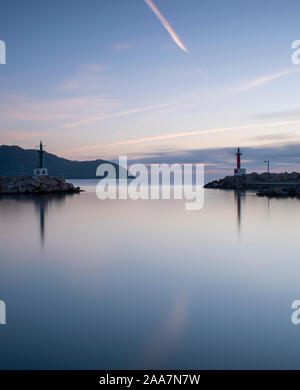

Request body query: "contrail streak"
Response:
[66, 119, 300, 153]
[62, 102, 175, 128]
[144, 0, 188, 52]
[197, 67, 209, 80]
[231, 67, 300, 93]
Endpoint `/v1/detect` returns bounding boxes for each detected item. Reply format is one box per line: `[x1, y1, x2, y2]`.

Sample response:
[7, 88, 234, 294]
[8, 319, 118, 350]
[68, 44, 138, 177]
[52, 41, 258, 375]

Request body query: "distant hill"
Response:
[0, 145, 129, 179]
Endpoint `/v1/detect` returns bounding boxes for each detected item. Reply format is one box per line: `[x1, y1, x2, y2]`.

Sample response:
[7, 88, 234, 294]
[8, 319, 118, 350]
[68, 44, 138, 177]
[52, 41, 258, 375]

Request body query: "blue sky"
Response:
[1, 0, 300, 173]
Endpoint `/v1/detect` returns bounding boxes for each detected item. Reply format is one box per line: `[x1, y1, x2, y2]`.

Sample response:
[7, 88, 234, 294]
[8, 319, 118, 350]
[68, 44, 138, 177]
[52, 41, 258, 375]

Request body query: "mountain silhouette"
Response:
[0, 145, 130, 178]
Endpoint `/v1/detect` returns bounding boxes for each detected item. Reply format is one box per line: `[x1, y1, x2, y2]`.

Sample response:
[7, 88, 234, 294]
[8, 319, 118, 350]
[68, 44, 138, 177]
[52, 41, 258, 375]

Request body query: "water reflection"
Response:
[234, 190, 246, 236]
[0, 193, 79, 248]
[137, 292, 187, 368]
[2, 187, 300, 369]
[35, 196, 46, 246]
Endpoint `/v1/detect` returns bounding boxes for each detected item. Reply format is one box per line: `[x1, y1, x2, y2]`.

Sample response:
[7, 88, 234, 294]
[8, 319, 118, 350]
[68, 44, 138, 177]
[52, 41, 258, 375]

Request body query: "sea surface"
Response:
[1, 179, 300, 369]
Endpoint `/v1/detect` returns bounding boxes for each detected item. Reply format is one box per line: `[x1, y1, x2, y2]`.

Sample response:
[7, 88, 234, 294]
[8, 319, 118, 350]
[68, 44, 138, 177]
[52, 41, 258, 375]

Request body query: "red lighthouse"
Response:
[234, 147, 246, 176]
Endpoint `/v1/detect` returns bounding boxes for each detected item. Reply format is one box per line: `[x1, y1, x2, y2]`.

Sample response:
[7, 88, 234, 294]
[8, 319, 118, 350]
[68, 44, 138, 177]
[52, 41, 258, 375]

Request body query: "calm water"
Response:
[1, 180, 300, 369]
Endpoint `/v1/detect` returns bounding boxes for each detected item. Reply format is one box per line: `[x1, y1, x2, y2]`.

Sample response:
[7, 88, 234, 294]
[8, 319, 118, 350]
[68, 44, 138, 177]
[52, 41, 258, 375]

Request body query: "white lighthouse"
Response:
[33, 141, 48, 176]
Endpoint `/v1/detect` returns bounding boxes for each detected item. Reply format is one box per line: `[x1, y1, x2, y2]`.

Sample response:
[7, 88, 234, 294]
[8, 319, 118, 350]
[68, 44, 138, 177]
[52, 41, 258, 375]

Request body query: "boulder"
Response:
[0, 175, 81, 195]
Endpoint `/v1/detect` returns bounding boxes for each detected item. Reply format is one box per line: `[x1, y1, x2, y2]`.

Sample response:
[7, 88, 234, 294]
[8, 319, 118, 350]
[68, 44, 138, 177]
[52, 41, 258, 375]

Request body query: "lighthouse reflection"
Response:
[32, 193, 77, 247]
[0, 193, 77, 248]
[35, 196, 46, 245]
[234, 190, 246, 236]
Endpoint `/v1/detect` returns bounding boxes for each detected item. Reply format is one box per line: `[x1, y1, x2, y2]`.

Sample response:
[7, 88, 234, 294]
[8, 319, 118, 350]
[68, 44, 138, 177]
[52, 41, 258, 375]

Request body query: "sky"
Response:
[1, 0, 300, 174]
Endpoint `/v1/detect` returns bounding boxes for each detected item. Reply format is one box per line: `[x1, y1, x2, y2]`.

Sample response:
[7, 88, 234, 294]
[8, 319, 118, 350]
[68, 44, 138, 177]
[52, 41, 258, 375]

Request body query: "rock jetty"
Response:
[205, 172, 300, 190]
[0, 175, 80, 194]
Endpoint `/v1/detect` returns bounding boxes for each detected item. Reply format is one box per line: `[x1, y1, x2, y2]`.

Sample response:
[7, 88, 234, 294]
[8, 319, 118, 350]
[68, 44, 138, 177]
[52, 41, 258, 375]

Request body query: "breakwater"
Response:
[0, 175, 80, 194]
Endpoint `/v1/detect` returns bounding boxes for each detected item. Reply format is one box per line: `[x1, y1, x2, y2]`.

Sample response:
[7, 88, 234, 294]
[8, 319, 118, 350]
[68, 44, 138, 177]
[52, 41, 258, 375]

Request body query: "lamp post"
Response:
[264, 160, 270, 174]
